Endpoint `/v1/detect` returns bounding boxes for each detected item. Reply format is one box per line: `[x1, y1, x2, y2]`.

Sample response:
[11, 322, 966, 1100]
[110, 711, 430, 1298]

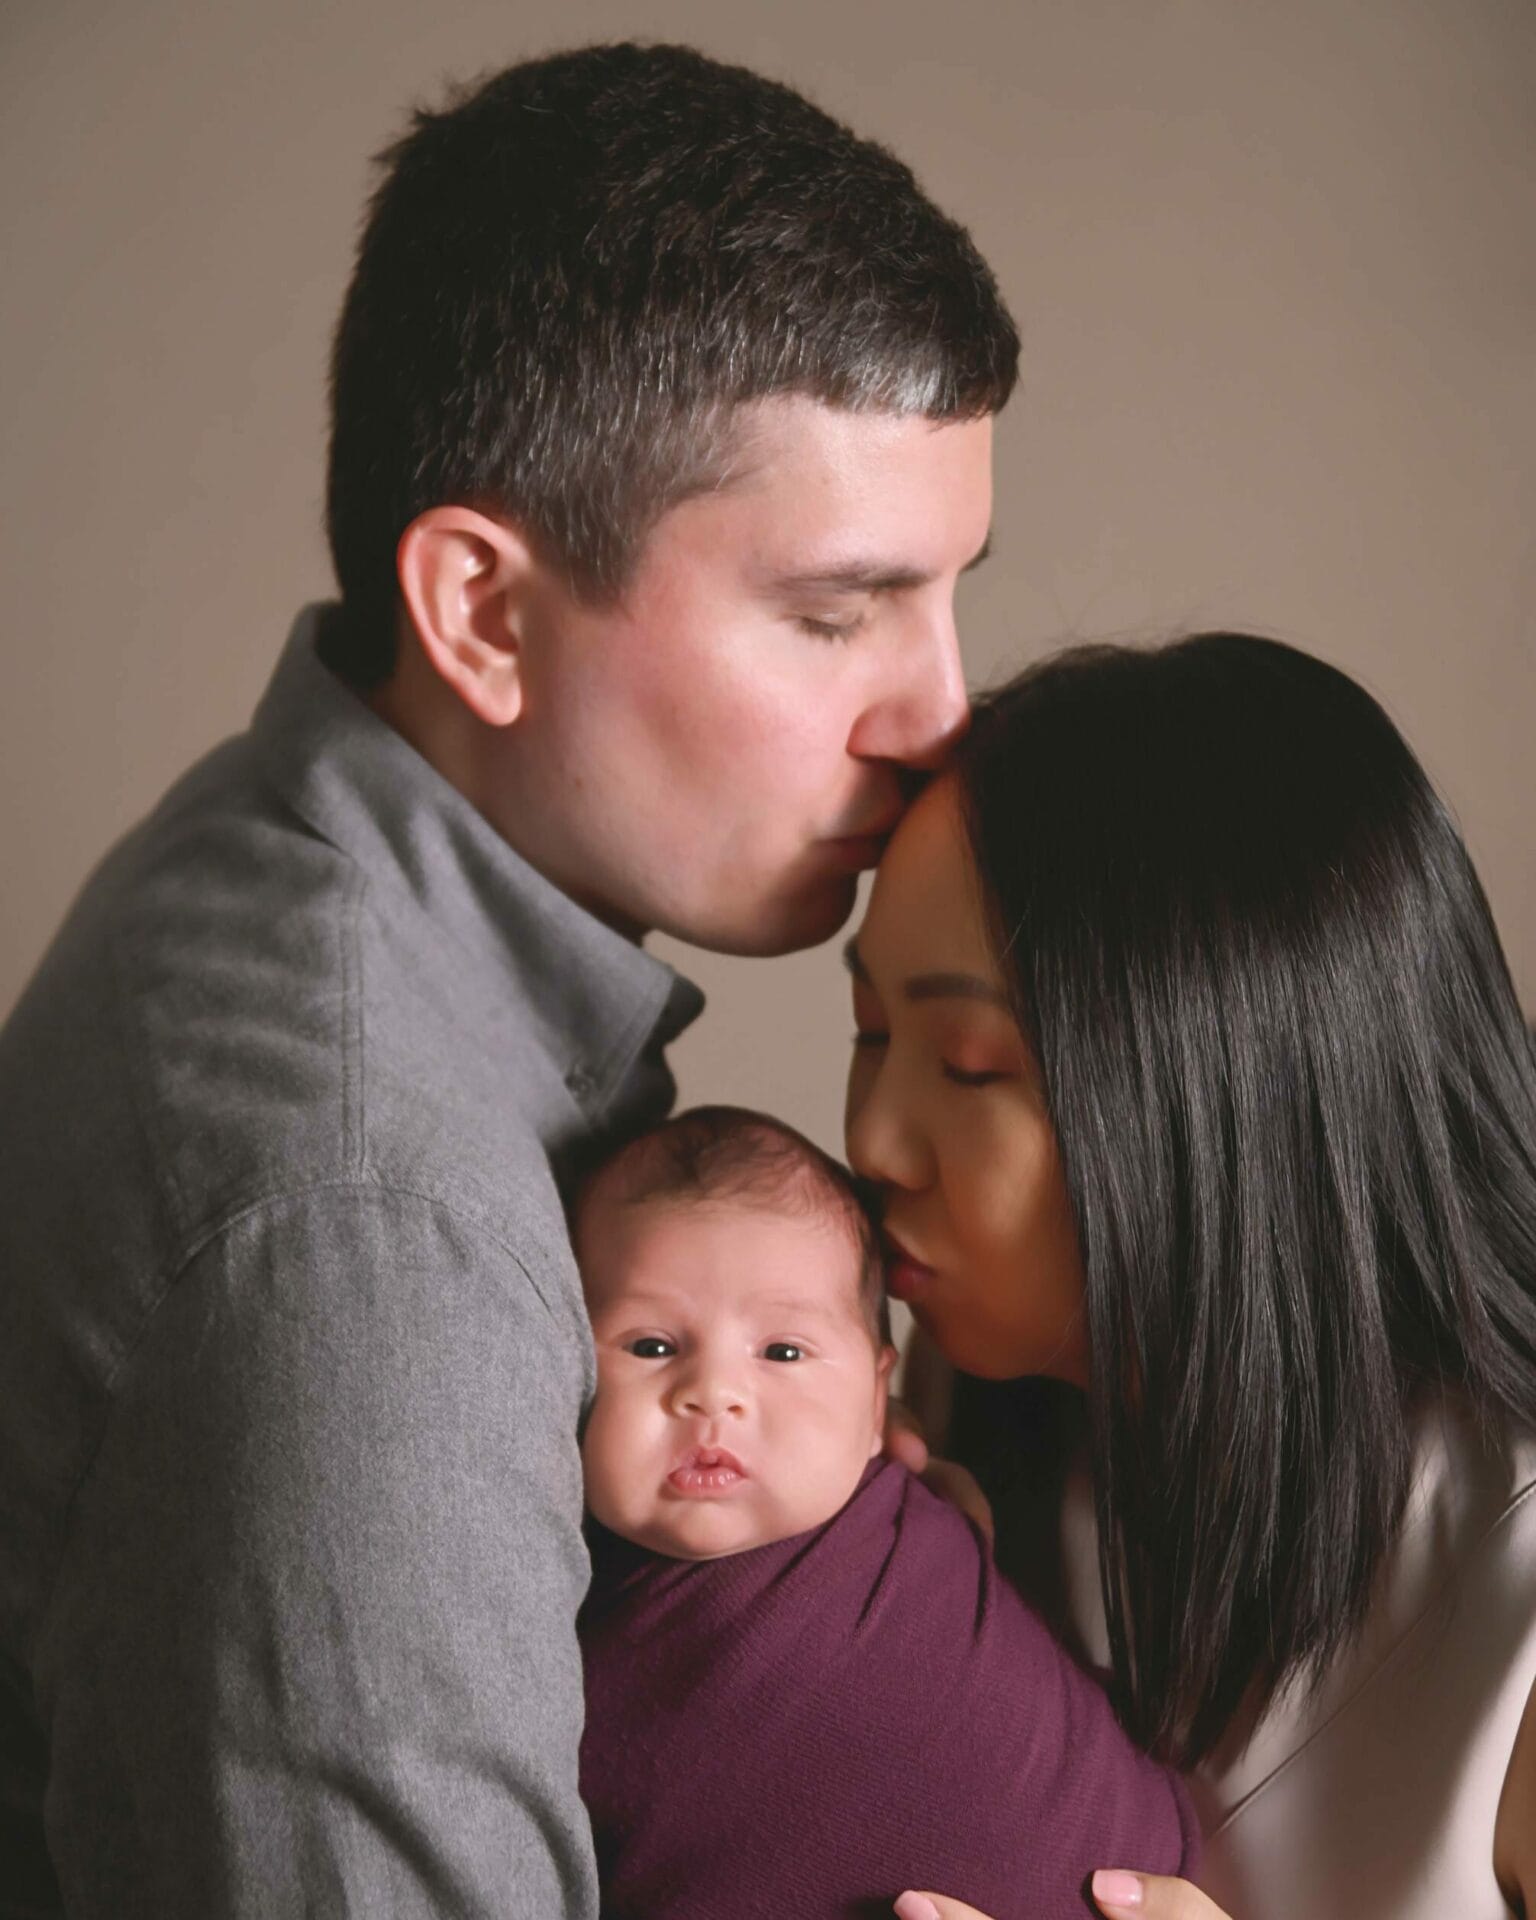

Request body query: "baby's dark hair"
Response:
[573, 1105, 890, 1346]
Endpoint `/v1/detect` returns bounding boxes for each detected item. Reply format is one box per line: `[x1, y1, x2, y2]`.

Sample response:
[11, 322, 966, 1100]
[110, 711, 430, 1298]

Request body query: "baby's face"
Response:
[580, 1196, 894, 1560]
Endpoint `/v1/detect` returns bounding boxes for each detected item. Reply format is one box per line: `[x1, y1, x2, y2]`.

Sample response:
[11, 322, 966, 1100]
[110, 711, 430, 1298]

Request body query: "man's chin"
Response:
[665, 873, 859, 959]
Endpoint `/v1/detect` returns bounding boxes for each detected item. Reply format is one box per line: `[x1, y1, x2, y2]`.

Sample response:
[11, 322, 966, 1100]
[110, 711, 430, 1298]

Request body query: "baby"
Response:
[574, 1106, 1198, 1920]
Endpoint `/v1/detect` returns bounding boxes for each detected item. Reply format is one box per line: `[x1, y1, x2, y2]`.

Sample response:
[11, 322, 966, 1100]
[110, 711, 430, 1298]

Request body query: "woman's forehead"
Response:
[855, 778, 998, 982]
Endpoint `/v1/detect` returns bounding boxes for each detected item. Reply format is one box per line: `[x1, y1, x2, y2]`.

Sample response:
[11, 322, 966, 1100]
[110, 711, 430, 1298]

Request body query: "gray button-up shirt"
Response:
[0, 609, 702, 1918]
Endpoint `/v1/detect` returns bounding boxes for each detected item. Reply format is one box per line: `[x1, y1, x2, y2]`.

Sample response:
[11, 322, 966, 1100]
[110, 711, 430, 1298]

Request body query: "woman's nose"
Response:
[845, 1058, 930, 1193]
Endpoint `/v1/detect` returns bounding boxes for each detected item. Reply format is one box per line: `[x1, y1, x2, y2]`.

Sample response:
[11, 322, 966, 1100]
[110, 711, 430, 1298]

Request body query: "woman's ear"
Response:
[396, 506, 536, 727]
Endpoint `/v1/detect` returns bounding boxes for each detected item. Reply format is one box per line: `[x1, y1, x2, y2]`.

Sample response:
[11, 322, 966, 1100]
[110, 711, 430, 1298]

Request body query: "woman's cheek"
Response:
[958, 1102, 1053, 1246]
[946, 1083, 1027, 1165]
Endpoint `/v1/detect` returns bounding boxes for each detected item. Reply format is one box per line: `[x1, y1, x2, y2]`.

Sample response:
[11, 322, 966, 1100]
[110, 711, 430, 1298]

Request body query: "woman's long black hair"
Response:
[954, 632, 1536, 1766]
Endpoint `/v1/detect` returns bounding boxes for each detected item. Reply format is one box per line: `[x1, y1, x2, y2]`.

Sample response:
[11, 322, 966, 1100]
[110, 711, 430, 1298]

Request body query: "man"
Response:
[0, 42, 1015, 1917]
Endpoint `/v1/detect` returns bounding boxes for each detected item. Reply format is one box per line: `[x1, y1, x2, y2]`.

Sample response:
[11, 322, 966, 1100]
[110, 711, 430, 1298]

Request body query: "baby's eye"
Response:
[763, 1342, 805, 1363]
[625, 1336, 676, 1360]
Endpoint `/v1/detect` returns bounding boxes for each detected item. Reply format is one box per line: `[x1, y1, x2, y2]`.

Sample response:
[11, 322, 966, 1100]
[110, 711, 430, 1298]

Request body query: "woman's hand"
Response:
[892, 1874, 1234, 1919]
[882, 1402, 994, 1544]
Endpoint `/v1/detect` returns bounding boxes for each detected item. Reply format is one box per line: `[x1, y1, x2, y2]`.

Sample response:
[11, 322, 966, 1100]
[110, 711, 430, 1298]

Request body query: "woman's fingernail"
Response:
[894, 1895, 942, 1920]
[1092, 1869, 1144, 1910]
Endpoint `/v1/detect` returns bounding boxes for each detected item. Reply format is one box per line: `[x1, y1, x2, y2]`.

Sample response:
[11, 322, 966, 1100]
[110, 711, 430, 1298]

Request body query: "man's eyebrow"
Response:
[843, 939, 1010, 1010]
[762, 533, 992, 597]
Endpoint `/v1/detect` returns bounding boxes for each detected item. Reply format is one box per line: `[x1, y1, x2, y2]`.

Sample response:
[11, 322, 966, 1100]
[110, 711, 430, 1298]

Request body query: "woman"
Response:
[845, 633, 1536, 1920]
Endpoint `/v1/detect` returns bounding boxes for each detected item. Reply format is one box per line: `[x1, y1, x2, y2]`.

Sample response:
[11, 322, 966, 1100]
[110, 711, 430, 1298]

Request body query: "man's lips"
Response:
[821, 801, 906, 867]
[821, 826, 899, 870]
[837, 807, 904, 841]
[667, 1446, 749, 1496]
[881, 1230, 936, 1304]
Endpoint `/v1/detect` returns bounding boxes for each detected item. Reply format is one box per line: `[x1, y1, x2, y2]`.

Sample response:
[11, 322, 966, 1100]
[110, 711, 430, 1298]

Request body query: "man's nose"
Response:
[847, 606, 969, 772]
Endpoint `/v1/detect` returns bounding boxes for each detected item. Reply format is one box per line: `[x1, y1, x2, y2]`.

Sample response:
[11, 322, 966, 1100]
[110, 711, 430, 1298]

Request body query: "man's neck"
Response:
[359, 657, 648, 947]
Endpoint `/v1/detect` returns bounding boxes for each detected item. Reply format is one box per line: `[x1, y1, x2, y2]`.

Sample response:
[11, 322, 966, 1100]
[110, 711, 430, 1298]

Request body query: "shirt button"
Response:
[565, 1066, 594, 1099]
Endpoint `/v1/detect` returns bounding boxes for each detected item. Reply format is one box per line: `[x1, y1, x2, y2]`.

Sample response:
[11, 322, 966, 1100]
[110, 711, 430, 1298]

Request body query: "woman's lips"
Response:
[667, 1446, 749, 1497]
[882, 1232, 936, 1304]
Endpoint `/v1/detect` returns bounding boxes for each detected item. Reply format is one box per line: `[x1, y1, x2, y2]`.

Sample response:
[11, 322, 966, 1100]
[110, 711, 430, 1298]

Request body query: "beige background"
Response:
[2, 0, 1532, 1159]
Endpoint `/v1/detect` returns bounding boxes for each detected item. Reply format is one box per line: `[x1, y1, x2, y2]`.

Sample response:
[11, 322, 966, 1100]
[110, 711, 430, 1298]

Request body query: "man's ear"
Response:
[396, 506, 536, 727]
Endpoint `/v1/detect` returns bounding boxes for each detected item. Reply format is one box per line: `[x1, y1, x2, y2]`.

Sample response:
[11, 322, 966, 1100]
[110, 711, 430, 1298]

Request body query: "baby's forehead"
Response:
[583, 1191, 865, 1300]
[595, 1188, 856, 1258]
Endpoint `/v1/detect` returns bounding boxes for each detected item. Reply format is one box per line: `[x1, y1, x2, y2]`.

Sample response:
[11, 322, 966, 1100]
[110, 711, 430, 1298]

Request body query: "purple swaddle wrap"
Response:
[580, 1458, 1199, 1919]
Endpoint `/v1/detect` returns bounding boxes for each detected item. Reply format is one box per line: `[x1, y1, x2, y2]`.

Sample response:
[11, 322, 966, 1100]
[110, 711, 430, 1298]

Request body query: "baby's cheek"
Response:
[579, 1394, 637, 1525]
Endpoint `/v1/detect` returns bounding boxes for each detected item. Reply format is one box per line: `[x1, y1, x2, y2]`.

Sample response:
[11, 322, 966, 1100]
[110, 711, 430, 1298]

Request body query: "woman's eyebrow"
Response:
[903, 972, 1011, 1008]
[843, 939, 1009, 1009]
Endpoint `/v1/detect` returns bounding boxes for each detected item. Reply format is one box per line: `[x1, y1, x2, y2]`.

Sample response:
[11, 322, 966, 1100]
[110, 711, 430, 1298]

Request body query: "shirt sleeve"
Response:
[34, 1182, 598, 1919]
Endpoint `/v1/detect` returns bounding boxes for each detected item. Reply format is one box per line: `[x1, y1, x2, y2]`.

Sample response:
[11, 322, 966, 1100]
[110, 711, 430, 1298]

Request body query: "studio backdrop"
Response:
[2, 0, 1532, 1152]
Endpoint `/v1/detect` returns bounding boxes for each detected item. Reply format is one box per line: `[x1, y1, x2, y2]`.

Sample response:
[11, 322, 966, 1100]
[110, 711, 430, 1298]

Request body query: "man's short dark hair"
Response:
[573, 1104, 890, 1346]
[322, 41, 1019, 685]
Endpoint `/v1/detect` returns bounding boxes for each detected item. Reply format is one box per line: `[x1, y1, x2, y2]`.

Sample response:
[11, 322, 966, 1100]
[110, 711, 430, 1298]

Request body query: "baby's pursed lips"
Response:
[673, 1444, 747, 1477]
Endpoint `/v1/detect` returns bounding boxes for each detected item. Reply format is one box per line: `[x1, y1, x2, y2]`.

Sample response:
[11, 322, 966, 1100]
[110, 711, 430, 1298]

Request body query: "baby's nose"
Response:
[675, 1374, 747, 1418]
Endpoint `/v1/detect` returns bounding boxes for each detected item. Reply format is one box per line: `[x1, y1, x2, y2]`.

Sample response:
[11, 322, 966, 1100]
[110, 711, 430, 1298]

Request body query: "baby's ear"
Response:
[869, 1342, 900, 1457]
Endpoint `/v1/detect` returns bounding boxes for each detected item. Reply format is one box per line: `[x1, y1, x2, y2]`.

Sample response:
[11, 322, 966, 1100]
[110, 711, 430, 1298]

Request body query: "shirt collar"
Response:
[250, 605, 704, 1115]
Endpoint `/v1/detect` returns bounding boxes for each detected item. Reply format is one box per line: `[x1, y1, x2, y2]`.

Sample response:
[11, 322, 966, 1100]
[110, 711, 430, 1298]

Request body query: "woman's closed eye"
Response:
[942, 1062, 1009, 1088]
[851, 1030, 1011, 1088]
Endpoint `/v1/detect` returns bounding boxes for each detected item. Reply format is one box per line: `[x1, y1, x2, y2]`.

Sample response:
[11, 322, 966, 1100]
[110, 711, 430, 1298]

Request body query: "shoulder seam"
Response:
[105, 910, 191, 1245]
[340, 863, 368, 1177]
[49, 1176, 578, 1622]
